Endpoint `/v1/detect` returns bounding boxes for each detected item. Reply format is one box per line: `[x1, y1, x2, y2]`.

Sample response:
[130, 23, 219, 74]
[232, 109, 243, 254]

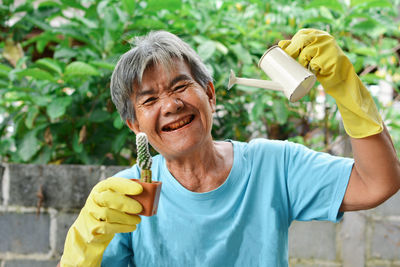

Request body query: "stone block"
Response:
[340, 212, 366, 267]
[372, 191, 400, 216]
[104, 165, 130, 178]
[4, 260, 60, 267]
[289, 263, 340, 267]
[366, 264, 394, 267]
[8, 163, 101, 209]
[371, 220, 400, 260]
[289, 220, 337, 261]
[0, 212, 50, 253]
[55, 212, 79, 256]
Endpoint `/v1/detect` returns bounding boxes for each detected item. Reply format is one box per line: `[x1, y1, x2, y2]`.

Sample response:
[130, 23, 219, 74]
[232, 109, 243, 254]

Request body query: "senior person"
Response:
[60, 29, 400, 267]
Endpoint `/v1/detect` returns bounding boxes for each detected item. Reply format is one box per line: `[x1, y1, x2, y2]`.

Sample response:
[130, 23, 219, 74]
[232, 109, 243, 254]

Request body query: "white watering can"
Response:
[228, 45, 316, 102]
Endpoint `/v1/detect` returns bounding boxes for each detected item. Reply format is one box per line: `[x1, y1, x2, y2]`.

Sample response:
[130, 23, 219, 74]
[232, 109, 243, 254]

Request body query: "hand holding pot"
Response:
[60, 177, 143, 267]
[278, 28, 383, 138]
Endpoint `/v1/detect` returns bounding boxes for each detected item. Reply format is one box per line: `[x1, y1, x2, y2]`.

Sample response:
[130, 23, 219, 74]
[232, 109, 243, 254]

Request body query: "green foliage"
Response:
[1, 0, 400, 164]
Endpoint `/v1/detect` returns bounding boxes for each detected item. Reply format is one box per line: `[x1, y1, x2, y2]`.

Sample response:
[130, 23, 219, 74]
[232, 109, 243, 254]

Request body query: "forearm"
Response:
[350, 124, 400, 204]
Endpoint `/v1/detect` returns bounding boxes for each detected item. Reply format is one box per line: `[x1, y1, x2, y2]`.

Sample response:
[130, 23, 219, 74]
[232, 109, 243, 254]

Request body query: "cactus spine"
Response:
[136, 132, 152, 183]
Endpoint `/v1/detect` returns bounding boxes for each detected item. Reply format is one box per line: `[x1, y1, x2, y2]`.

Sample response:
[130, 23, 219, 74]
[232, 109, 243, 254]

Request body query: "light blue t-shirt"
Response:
[102, 139, 353, 267]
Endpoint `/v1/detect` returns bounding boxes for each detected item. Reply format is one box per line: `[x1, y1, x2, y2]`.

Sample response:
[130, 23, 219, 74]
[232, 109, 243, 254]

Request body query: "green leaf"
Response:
[305, 0, 343, 12]
[54, 48, 78, 60]
[272, 101, 288, 125]
[113, 114, 124, 129]
[35, 58, 62, 74]
[34, 146, 52, 164]
[18, 131, 40, 161]
[60, 0, 83, 9]
[0, 138, 13, 155]
[0, 80, 8, 87]
[47, 97, 72, 120]
[89, 109, 110, 122]
[38, 0, 61, 8]
[351, 0, 392, 9]
[73, 132, 83, 153]
[197, 41, 216, 61]
[362, 0, 392, 9]
[32, 95, 52, 106]
[36, 38, 49, 54]
[16, 68, 55, 81]
[147, 0, 182, 12]
[90, 61, 115, 70]
[131, 18, 165, 29]
[353, 47, 377, 57]
[25, 106, 39, 129]
[215, 41, 228, 55]
[360, 73, 381, 84]
[0, 63, 12, 78]
[64, 61, 100, 76]
[74, 16, 98, 29]
[352, 19, 379, 33]
[122, 0, 135, 15]
[231, 43, 252, 65]
[112, 132, 128, 153]
[251, 96, 266, 121]
[301, 16, 335, 26]
[25, 14, 53, 31]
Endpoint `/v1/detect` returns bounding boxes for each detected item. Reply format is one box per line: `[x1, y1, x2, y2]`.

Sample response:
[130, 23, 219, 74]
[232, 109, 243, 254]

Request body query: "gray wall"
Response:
[0, 163, 399, 267]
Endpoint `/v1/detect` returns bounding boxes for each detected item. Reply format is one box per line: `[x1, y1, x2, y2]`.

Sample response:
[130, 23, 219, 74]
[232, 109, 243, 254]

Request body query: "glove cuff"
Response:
[325, 75, 383, 138]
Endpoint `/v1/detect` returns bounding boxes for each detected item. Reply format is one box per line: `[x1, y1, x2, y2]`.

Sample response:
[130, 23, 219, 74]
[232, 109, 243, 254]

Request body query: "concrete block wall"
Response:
[0, 163, 127, 267]
[0, 163, 399, 266]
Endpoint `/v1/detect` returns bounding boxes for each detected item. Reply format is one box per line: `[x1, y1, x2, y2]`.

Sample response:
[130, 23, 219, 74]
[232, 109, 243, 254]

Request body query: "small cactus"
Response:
[136, 132, 152, 183]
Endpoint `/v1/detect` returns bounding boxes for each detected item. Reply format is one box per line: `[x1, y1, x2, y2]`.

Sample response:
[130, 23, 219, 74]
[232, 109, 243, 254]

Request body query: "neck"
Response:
[165, 139, 232, 192]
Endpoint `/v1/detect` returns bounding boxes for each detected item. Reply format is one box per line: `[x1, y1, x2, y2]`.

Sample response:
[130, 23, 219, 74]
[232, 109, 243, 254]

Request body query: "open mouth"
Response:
[162, 115, 195, 132]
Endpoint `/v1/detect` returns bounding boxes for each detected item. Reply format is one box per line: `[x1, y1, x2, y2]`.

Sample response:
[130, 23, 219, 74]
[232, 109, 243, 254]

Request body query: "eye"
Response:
[173, 84, 187, 92]
[143, 97, 157, 105]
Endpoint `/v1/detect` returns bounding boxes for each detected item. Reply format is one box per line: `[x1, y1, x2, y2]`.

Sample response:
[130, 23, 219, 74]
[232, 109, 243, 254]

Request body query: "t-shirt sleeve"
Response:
[284, 141, 354, 222]
[101, 166, 140, 266]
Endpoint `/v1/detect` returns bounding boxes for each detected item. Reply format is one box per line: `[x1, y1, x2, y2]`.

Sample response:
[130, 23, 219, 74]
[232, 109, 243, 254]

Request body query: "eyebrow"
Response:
[168, 74, 193, 88]
[135, 74, 193, 101]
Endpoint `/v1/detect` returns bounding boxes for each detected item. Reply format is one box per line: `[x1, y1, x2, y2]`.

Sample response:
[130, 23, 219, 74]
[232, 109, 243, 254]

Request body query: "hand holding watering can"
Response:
[229, 28, 382, 138]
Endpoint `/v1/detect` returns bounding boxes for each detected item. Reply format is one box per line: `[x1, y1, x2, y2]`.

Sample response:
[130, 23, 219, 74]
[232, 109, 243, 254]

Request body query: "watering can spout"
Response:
[228, 70, 237, 90]
[227, 69, 284, 91]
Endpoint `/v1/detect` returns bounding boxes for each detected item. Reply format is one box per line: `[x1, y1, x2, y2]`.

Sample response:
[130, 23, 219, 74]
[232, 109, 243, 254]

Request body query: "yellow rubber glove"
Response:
[60, 177, 143, 267]
[278, 28, 383, 138]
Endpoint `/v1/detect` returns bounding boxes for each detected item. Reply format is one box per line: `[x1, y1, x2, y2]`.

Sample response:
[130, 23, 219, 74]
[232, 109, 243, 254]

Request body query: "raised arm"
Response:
[278, 29, 400, 212]
[342, 125, 400, 211]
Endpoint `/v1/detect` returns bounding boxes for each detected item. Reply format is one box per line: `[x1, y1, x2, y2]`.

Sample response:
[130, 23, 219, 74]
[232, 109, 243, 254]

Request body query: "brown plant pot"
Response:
[127, 179, 162, 216]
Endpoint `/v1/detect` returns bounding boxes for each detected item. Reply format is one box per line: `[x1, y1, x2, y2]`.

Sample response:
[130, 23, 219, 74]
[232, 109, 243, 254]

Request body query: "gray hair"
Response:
[110, 31, 213, 122]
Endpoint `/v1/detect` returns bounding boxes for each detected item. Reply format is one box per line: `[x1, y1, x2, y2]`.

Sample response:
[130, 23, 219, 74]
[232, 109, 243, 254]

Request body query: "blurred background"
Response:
[2, 0, 400, 164]
[1, 0, 400, 266]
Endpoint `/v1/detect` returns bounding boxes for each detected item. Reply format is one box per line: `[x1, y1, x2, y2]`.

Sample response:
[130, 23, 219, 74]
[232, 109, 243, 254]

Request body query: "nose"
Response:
[161, 96, 184, 115]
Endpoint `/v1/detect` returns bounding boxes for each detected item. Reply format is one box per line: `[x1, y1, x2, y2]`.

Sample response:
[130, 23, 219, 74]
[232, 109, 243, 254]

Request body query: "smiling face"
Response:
[126, 58, 216, 160]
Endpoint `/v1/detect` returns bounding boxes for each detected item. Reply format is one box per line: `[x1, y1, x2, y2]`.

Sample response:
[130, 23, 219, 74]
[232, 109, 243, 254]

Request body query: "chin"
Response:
[160, 135, 207, 158]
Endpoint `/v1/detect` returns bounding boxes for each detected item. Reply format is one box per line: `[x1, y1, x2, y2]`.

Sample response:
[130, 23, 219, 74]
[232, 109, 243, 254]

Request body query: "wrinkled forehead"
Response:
[137, 55, 182, 84]
[133, 57, 191, 92]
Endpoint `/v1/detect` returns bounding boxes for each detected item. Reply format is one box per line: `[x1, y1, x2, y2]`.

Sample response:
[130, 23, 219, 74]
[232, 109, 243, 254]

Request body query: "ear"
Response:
[206, 81, 216, 112]
[126, 119, 140, 134]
